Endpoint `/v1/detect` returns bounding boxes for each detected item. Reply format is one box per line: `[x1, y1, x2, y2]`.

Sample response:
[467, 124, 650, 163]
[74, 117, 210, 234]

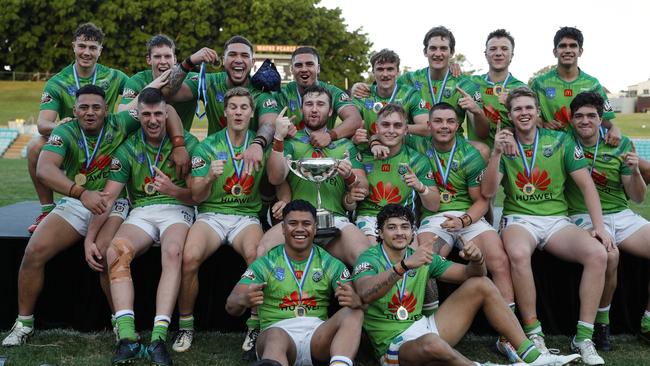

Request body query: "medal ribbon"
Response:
[484, 72, 511, 90]
[380, 246, 409, 303]
[432, 140, 457, 190]
[577, 129, 602, 173]
[516, 129, 539, 180]
[140, 129, 167, 178]
[225, 130, 250, 179]
[283, 247, 315, 303]
[72, 64, 97, 89]
[426, 68, 450, 106]
[195, 63, 208, 119]
[79, 126, 105, 171]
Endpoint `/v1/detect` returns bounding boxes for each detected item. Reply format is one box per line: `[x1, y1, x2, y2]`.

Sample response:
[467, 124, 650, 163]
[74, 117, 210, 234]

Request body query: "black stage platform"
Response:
[0, 201, 648, 335]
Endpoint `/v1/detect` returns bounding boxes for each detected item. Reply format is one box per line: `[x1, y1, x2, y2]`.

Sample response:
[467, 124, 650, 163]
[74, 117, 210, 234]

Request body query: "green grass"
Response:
[0, 81, 45, 125]
[0, 159, 37, 207]
[1, 330, 649, 366]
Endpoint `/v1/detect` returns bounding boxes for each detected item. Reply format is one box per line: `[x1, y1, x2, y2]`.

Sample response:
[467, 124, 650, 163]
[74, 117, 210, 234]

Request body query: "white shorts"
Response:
[356, 215, 377, 237]
[382, 315, 439, 366]
[196, 212, 260, 244]
[418, 211, 496, 249]
[500, 214, 573, 250]
[262, 317, 325, 366]
[52, 197, 130, 236]
[571, 209, 650, 245]
[124, 204, 194, 242]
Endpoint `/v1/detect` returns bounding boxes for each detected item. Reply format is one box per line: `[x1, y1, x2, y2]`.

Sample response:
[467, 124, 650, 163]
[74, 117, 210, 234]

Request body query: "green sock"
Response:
[246, 312, 260, 329]
[17, 315, 34, 328]
[575, 321, 594, 342]
[115, 311, 137, 341]
[41, 204, 55, 214]
[516, 338, 542, 363]
[523, 319, 544, 337]
[595, 305, 610, 325]
[179, 314, 194, 330]
[641, 310, 650, 332]
[151, 315, 170, 342]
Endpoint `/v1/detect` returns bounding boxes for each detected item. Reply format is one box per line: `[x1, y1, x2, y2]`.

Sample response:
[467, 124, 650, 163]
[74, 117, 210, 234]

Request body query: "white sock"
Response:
[329, 355, 353, 366]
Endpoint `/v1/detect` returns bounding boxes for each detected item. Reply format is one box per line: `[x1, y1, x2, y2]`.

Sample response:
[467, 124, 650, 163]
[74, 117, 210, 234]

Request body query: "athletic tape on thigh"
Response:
[109, 238, 135, 283]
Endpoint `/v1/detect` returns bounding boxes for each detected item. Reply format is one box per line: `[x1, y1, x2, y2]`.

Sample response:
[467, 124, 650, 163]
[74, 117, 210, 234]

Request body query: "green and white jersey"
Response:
[353, 84, 428, 135]
[356, 145, 434, 217]
[406, 135, 485, 215]
[283, 130, 362, 217]
[566, 134, 634, 215]
[239, 244, 350, 330]
[499, 128, 587, 216]
[109, 131, 198, 208]
[42, 110, 141, 192]
[470, 73, 526, 147]
[398, 67, 481, 136]
[120, 70, 198, 131]
[184, 72, 280, 135]
[530, 68, 615, 131]
[278, 80, 354, 130]
[40, 63, 128, 118]
[191, 129, 268, 216]
[353, 244, 452, 357]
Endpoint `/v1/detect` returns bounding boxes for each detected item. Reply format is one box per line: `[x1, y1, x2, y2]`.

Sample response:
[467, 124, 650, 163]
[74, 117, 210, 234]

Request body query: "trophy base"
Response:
[315, 227, 340, 241]
[315, 208, 339, 241]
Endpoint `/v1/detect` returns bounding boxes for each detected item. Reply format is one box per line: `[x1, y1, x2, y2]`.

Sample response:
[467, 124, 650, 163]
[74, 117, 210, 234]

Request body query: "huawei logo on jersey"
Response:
[591, 168, 608, 187]
[515, 167, 551, 192]
[370, 181, 402, 206]
[80, 155, 111, 174]
[483, 105, 501, 123]
[553, 106, 571, 128]
[223, 172, 254, 196]
[388, 290, 416, 316]
[279, 291, 318, 310]
[433, 170, 457, 195]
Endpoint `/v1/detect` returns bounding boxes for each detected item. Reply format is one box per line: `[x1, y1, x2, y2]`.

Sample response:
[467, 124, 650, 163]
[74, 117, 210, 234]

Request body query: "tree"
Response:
[528, 65, 555, 84]
[0, 0, 371, 89]
[450, 53, 480, 75]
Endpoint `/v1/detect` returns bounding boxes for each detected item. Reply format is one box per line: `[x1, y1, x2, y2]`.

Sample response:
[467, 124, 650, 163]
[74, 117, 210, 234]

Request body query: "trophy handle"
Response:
[285, 154, 305, 179]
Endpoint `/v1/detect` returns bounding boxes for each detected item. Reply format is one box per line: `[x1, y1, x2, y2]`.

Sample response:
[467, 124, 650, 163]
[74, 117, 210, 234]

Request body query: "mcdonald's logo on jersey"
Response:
[381, 164, 391, 172]
[564, 89, 573, 97]
[486, 88, 494, 95]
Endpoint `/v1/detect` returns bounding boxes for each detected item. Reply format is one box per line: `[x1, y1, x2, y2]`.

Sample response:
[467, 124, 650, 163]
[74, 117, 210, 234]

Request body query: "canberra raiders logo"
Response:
[46, 134, 63, 147]
[110, 158, 122, 172]
[191, 156, 206, 170]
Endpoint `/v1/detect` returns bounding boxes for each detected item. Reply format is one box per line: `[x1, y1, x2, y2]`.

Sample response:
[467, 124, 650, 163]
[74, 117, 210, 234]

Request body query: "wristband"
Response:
[171, 136, 185, 148]
[344, 173, 357, 186]
[369, 140, 381, 148]
[272, 138, 284, 153]
[254, 135, 268, 148]
[460, 214, 473, 227]
[184, 57, 196, 68]
[69, 184, 86, 199]
[251, 139, 264, 149]
[344, 194, 355, 206]
[328, 130, 338, 141]
[400, 259, 410, 272]
[178, 62, 190, 73]
[392, 265, 405, 276]
[418, 186, 429, 195]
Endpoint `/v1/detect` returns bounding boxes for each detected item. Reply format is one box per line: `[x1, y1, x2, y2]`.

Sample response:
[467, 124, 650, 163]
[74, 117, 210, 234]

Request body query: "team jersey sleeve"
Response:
[115, 70, 129, 94]
[331, 87, 354, 113]
[348, 143, 363, 169]
[190, 143, 211, 178]
[562, 133, 588, 173]
[396, 74, 411, 88]
[328, 257, 352, 290]
[427, 254, 453, 278]
[283, 138, 295, 157]
[407, 89, 429, 118]
[239, 258, 267, 285]
[42, 124, 70, 157]
[594, 83, 616, 121]
[184, 132, 200, 153]
[255, 91, 281, 116]
[404, 134, 423, 152]
[458, 77, 483, 109]
[120, 76, 142, 105]
[184, 73, 200, 99]
[352, 249, 383, 280]
[411, 153, 435, 187]
[39, 80, 63, 113]
[114, 109, 141, 134]
[465, 148, 487, 187]
[109, 143, 132, 184]
[619, 137, 634, 176]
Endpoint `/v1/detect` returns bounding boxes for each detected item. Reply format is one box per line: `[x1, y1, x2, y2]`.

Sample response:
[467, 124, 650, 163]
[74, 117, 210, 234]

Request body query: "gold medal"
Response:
[494, 85, 503, 96]
[440, 191, 452, 203]
[231, 183, 243, 197]
[523, 183, 535, 196]
[294, 306, 307, 317]
[74, 173, 87, 186]
[144, 182, 157, 195]
[396, 306, 409, 321]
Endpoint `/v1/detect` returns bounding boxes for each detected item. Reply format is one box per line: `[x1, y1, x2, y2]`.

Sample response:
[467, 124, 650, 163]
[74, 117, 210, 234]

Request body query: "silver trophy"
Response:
[286, 154, 346, 234]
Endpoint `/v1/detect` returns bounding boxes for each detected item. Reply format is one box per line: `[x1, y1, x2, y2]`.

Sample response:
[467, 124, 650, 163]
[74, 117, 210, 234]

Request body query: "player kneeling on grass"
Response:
[352, 204, 581, 366]
[97, 88, 199, 365]
[566, 92, 650, 350]
[226, 200, 364, 366]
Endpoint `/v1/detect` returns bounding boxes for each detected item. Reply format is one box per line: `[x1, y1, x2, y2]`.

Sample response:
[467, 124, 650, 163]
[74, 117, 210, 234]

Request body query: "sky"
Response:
[320, 0, 650, 93]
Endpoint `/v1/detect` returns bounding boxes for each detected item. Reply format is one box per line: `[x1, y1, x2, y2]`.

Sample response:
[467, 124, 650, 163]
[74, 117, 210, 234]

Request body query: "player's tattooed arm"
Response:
[161, 64, 188, 98]
[354, 270, 401, 304]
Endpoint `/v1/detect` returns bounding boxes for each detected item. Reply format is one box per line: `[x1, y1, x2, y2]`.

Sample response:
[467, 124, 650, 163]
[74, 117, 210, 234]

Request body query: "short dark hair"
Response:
[554, 26, 584, 48]
[224, 35, 254, 54]
[423, 26, 455, 54]
[376, 204, 415, 242]
[370, 49, 400, 69]
[73, 22, 104, 44]
[283, 200, 317, 222]
[76, 84, 105, 99]
[301, 84, 332, 108]
[147, 34, 175, 56]
[377, 103, 406, 122]
[486, 29, 515, 51]
[570, 92, 604, 118]
[224, 87, 254, 108]
[138, 87, 164, 106]
[428, 102, 457, 119]
[505, 86, 539, 111]
[292, 46, 320, 64]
